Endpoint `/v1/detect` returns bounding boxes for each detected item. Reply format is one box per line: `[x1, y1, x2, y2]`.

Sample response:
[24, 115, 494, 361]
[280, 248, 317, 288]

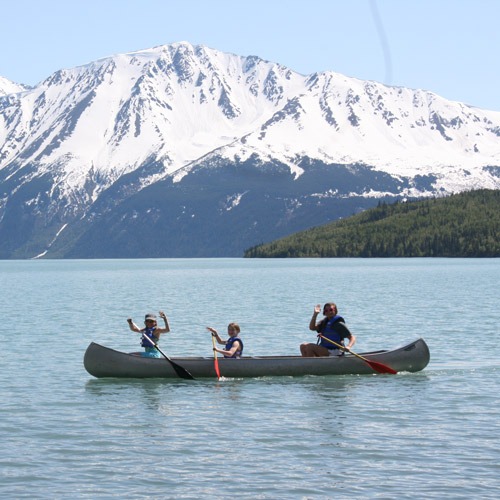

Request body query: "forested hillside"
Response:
[244, 189, 500, 258]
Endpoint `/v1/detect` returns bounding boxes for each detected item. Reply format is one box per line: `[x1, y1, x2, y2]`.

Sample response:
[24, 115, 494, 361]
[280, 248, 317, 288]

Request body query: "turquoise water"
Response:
[0, 258, 499, 499]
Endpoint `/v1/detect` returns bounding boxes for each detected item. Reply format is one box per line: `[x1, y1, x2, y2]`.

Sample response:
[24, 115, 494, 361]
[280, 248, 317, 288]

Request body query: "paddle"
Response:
[211, 334, 221, 380]
[318, 334, 397, 374]
[141, 333, 195, 380]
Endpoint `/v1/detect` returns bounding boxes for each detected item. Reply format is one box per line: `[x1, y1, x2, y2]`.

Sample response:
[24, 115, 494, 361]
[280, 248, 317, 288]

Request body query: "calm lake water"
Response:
[0, 258, 499, 499]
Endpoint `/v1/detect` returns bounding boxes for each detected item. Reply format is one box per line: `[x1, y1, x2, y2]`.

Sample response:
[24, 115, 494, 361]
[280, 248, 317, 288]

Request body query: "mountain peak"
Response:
[0, 76, 31, 96]
[1, 42, 499, 188]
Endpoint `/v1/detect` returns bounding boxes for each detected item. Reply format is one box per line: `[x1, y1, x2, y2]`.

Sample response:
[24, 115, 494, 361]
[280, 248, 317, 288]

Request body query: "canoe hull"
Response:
[83, 338, 430, 379]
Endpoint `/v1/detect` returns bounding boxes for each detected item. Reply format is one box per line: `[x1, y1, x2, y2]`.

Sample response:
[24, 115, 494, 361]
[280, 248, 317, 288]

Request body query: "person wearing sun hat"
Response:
[127, 311, 171, 358]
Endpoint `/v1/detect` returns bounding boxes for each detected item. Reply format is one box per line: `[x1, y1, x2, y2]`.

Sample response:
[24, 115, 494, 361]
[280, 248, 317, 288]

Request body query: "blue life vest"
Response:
[317, 315, 350, 349]
[141, 327, 159, 348]
[225, 336, 244, 358]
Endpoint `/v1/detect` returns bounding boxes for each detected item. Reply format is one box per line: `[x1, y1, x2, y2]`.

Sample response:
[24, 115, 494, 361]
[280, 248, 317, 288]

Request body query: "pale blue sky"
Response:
[1, 0, 499, 110]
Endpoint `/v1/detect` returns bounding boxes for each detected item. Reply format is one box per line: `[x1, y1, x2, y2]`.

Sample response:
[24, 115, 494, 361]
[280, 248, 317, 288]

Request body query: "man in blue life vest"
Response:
[300, 303, 356, 357]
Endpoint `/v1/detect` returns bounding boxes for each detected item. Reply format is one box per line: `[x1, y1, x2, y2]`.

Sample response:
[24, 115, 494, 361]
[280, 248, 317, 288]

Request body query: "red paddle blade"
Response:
[214, 361, 221, 379]
[366, 360, 397, 374]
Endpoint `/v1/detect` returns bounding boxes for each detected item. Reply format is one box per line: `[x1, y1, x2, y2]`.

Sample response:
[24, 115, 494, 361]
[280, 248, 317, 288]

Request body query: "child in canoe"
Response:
[127, 311, 170, 358]
[207, 323, 244, 358]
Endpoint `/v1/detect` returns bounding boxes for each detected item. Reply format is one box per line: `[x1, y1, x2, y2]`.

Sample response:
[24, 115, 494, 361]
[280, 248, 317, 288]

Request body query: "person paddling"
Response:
[207, 323, 244, 358]
[127, 311, 170, 358]
[300, 303, 356, 357]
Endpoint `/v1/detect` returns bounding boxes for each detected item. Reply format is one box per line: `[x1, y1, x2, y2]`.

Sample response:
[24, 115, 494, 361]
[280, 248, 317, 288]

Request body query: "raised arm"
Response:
[309, 304, 321, 331]
[155, 311, 171, 334]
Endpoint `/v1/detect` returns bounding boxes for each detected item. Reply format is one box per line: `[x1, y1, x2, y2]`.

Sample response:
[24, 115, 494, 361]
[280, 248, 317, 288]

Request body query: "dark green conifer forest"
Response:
[244, 189, 500, 258]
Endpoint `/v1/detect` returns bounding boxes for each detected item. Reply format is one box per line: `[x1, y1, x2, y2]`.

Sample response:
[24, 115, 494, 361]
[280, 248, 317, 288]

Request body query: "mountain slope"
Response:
[0, 42, 500, 258]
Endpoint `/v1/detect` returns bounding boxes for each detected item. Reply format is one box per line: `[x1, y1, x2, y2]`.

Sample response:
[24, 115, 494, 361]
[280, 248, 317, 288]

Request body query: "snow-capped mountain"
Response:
[0, 42, 499, 258]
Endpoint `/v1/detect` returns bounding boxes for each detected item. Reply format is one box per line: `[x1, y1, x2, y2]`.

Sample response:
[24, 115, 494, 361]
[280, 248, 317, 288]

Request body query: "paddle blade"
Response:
[366, 360, 397, 375]
[211, 334, 221, 379]
[153, 341, 195, 379]
[171, 361, 195, 380]
[214, 359, 221, 379]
